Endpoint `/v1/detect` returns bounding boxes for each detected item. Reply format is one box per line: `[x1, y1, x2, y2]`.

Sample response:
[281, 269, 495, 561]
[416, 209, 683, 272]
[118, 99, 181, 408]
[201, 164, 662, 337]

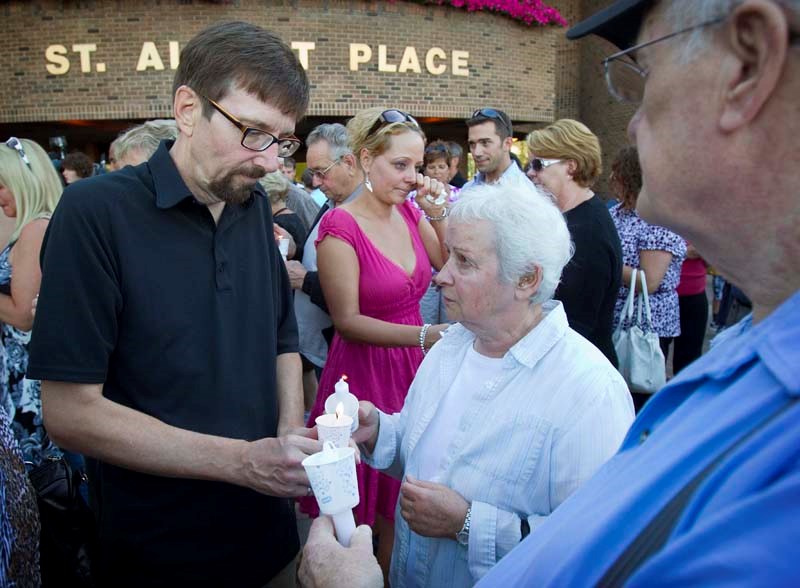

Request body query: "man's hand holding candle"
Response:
[299, 516, 382, 588]
[237, 430, 321, 497]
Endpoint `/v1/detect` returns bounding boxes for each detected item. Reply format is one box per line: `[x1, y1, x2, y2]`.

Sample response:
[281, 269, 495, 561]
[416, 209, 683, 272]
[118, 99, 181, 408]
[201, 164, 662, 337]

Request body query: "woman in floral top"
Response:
[609, 147, 685, 409]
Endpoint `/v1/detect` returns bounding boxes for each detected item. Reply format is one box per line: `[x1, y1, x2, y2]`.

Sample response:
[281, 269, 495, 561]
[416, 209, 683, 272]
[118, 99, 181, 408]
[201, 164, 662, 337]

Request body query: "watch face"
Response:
[457, 530, 469, 546]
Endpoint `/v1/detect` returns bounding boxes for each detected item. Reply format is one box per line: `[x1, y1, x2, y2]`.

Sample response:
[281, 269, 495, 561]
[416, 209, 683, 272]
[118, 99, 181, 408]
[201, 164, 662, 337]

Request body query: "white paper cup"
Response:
[315, 413, 353, 448]
[278, 237, 290, 260]
[302, 444, 359, 516]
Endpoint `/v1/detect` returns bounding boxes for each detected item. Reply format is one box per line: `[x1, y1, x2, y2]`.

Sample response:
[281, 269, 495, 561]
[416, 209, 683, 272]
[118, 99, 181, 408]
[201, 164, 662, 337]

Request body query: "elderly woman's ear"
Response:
[516, 268, 542, 299]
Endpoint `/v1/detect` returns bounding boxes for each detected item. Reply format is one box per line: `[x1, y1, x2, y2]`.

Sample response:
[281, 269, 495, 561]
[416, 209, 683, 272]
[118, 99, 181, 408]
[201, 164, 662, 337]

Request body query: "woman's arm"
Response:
[0, 219, 48, 331]
[417, 215, 447, 272]
[317, 235, 444, 347]
[623, 249, 674, 294]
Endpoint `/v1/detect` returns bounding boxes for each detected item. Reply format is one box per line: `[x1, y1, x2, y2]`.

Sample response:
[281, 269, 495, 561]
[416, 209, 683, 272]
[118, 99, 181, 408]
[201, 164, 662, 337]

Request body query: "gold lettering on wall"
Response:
[136, 42, 165, 71]
[45, 45, 70, 75]
[349, 43, 372, 71]
[291, 42, 316, 70]
[42, 40, 470, 77]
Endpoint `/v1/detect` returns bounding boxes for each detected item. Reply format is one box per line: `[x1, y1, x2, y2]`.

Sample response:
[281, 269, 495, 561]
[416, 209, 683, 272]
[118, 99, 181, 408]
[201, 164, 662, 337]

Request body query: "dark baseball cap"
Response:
[567, 0, 656, 50]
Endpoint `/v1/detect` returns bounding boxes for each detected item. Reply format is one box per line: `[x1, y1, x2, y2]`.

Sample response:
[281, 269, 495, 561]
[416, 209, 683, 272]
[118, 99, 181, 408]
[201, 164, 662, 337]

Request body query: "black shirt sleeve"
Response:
[28, 184, 122, 383]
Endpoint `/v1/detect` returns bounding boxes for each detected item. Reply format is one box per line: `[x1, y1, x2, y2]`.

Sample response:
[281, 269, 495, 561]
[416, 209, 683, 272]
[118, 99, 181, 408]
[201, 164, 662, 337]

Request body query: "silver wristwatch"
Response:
[456, 505, 472, 546]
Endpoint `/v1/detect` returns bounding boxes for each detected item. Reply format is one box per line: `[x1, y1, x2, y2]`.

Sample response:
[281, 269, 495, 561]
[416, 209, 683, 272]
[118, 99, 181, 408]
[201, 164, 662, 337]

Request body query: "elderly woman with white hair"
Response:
[353, 182, 634, 587]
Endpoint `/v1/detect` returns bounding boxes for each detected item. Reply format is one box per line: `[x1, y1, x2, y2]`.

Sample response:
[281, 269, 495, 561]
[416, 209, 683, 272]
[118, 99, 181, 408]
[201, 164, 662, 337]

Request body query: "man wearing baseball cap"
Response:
[298, 1, 800, 585]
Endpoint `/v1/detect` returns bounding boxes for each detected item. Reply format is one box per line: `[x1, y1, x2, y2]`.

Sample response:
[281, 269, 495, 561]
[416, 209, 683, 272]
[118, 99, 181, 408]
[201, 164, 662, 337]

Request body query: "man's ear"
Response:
[174, 85, 201, 138]
[503, 136, 514, 151]
[341, 153, 358, 174]
[719, 0, 790, 131]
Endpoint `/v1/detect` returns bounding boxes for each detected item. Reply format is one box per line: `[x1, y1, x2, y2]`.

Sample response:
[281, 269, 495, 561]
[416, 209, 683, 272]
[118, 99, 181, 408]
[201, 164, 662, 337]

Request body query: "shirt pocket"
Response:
[458, 414, 552, 488]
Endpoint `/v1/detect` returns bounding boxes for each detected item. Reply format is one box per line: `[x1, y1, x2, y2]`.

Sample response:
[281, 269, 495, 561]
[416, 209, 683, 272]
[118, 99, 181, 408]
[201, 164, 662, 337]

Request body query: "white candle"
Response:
[325, 375, 359, 433]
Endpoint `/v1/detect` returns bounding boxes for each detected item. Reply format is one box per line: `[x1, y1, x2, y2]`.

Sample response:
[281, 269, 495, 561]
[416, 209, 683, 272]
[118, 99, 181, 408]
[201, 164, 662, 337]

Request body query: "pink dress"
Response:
[301, 200, 432, 525]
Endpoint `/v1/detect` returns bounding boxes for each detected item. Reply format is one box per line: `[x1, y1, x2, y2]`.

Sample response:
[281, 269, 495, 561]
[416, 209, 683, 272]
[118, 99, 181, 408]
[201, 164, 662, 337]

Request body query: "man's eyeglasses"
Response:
[310, 158, 342, 181]
[471, 108, 512, 134]
[529, 158, 562, 173]
[602, 18, 726, 104]
[202, 95, 301, 156]
[5, 137, 32, 171]
[367, 110, 420, 138]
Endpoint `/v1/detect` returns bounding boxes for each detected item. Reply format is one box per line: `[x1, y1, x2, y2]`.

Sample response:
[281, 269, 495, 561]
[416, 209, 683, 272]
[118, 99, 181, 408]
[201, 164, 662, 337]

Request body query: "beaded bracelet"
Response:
[419, 323, 432, 356]
[425, 207, 449, 222]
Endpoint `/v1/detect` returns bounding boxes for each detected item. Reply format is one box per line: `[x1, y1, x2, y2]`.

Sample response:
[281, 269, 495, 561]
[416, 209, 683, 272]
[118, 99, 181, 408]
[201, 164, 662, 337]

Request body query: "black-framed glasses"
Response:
[529, 158, 562, 173]
[470, 108, 512, 134]
[202, 95, 301, 156]
[5, 137, 32, 171]
[310, 157, 342, 181]
[367, 110, 419, 138]
[602, 18, 725, 104]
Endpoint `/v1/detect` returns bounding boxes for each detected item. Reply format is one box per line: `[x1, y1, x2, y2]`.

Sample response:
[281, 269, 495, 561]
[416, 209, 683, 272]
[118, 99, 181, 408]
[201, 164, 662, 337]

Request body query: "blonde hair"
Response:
[346, 107, 426, 162]
[258, 171, 291, 205]
[526, 119, 603, 188]
[0, 139, 62, 242]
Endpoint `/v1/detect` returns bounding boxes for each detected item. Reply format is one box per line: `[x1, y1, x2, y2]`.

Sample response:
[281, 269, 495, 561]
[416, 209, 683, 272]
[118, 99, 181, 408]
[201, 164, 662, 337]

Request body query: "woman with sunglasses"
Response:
[302, 107, 449, 578]
[0, 138, 62, 464]
[526, 119, 623, 368]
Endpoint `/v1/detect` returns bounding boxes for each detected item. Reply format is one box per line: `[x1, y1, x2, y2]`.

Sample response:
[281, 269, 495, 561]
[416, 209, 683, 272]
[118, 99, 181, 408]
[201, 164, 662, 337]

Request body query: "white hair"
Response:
[114, 119, 178, 162]
[449, 181, 574, 305]
[306, 123, 353, 162]
[665, 0, 799, 62]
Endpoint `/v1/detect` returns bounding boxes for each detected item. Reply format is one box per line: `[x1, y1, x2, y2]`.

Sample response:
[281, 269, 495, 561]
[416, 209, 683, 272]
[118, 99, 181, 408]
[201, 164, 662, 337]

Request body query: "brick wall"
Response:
[576, 0, 637, 193]
[0, 0, 581, 125]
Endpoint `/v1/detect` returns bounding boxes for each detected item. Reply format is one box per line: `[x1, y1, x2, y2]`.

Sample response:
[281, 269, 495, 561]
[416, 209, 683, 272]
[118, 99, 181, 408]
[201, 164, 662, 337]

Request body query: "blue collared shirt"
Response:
[462, 160, 529, 191]
[365, 301, 633, 586]
[480, 289, 800, 586]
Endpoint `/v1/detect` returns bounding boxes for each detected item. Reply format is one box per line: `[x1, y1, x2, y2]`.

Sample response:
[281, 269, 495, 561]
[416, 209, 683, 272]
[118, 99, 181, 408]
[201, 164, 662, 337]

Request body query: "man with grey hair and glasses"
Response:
[299, 1, 800, 586]
[285, 123, 364, 374]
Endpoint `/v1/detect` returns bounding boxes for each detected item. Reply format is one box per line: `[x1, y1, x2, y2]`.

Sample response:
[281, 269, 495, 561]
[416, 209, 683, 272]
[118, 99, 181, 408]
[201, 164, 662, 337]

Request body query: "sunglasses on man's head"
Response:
[367, 109, 420, 137]
[471, 108, 512, 134]
[4, 137, 33, 171]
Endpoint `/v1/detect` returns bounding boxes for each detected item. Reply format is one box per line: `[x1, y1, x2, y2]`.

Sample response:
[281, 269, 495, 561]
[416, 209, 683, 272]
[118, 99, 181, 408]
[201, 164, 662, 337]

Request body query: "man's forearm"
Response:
[276, 352, 304, 434]
[42, 380, 249, 486]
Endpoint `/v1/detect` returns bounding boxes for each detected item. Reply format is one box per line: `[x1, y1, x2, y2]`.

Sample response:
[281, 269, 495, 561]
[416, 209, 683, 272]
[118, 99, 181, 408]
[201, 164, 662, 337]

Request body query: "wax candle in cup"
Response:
[324, 375, 359, 433]
[315, 402, 353, 448]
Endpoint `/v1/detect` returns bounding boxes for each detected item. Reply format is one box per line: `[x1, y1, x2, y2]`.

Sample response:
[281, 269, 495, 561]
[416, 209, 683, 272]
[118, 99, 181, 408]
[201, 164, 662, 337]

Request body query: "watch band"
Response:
[456, 505, 472, 545]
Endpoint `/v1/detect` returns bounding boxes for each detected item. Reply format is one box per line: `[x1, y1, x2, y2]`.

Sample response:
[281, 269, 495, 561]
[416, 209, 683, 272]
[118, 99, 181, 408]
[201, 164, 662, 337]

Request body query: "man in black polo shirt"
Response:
[28, 22, 319, 587]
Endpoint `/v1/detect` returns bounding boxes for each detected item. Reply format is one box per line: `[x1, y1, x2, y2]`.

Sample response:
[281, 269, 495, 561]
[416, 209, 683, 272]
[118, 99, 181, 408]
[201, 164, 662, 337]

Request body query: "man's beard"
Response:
[208, 164, 266, 205]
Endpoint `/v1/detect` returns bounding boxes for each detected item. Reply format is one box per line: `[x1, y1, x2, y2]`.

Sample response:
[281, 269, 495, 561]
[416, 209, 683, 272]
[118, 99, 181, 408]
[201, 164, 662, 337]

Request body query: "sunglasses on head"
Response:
[367, 110, 419, 137]
[471, 108, 512, 134]
[529, 158, 562, 173]
[4, 137, 33, 171]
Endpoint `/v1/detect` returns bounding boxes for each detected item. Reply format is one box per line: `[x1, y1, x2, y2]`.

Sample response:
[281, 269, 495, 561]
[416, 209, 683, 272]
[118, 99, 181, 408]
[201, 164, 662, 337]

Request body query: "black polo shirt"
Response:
[28, 141, 300, 587]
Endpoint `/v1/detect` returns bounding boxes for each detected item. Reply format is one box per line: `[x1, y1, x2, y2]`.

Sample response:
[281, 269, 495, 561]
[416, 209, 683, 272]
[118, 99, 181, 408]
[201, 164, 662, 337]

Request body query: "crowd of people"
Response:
[1, 0, 798, 585]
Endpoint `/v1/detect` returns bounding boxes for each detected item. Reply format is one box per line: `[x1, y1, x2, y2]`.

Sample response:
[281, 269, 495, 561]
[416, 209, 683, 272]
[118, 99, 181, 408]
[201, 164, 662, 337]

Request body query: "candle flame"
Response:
[341, 374, 348, 382]
[335, 402, 345, 422]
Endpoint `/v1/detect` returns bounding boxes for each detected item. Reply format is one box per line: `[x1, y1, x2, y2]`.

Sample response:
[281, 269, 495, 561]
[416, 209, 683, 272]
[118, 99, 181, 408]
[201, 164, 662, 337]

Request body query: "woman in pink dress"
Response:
[303, 107, 450, 577]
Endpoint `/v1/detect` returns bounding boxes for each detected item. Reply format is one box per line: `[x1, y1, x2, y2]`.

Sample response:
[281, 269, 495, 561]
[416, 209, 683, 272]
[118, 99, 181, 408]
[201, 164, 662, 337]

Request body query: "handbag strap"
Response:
[636, 270, 655, 331]
[598, 397, 799, 587]
[623, 268, 638, 322]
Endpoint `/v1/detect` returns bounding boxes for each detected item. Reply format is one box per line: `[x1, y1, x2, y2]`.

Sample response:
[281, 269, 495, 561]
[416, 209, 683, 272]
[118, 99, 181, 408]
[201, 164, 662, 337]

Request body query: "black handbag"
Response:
[28, 456, 96, 587]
